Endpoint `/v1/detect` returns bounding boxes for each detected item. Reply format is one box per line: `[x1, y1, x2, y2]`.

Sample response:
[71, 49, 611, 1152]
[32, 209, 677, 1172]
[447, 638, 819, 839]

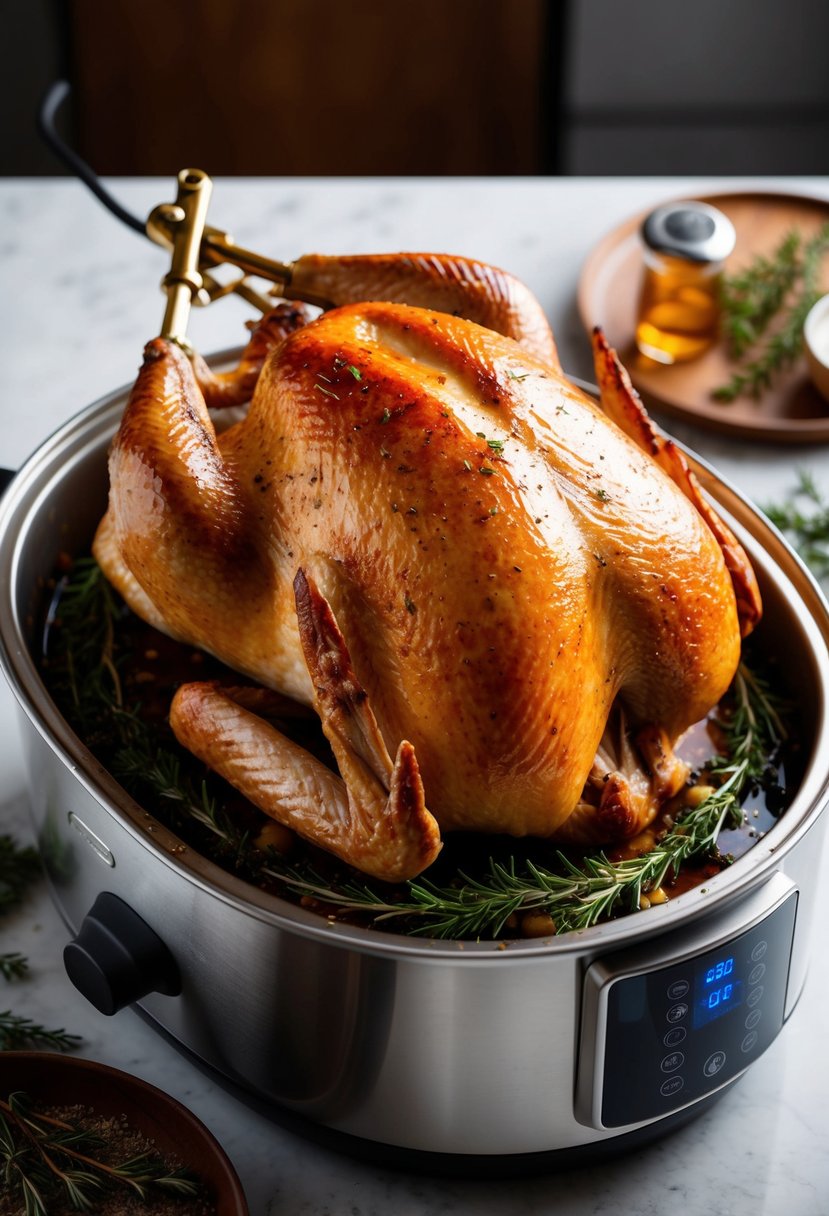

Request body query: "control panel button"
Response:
[582, 883, 799, 1131]
[703, 1051, 727, 1077]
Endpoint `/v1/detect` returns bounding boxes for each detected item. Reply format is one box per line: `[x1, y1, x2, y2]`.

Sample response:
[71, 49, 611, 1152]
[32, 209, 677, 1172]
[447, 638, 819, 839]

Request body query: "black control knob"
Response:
[64, 892, 180, 1015]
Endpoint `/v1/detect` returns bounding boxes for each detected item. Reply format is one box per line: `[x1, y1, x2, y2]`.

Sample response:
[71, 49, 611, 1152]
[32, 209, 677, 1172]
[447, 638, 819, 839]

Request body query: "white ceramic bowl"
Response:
[804, 292, 829, 403]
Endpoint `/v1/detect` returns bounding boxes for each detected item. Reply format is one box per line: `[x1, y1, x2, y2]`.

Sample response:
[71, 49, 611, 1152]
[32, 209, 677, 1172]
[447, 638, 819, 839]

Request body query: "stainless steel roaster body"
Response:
[1, 372, 827, 1160]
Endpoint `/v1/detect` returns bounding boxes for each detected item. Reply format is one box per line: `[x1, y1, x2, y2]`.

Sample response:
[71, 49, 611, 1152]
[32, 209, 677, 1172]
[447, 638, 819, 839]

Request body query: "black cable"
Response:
[37, 80, 149, 238]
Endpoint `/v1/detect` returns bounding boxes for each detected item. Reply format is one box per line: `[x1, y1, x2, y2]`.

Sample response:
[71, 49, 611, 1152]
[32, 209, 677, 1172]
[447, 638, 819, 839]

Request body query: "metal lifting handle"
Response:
[146, 169, 214, 348]
[145, 168, 298, 327]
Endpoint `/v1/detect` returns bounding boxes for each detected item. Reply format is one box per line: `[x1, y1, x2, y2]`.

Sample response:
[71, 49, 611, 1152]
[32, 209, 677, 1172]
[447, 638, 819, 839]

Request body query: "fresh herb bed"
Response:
[39, 557, 796, 942]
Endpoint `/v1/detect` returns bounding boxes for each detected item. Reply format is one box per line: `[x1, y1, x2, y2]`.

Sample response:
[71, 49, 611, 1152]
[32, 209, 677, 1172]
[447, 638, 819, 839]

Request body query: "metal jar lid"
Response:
[641, 200, 736, 265]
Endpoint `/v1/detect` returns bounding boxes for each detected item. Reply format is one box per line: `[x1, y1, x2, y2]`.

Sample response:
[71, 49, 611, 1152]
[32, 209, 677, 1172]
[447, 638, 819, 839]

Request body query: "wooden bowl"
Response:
[0, 1051, 249, 1215]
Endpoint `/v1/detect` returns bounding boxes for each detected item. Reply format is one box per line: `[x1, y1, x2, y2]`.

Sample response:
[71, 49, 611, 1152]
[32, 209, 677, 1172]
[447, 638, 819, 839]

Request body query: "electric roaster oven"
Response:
[0, 170, 827, 1170]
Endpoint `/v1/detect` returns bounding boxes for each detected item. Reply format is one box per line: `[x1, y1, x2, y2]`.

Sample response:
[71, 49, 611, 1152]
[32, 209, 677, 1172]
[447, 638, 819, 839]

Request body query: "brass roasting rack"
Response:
[145, 168, 311, 349]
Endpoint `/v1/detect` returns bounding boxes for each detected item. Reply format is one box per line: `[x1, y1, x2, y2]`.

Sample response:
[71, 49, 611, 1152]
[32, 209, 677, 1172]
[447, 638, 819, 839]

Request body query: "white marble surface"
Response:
[1, 176, 829, 1214]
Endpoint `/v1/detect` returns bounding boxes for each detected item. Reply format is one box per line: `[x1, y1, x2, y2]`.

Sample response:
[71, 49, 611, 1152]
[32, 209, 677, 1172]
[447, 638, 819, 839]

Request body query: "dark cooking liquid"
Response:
[39, 562, 797, 937]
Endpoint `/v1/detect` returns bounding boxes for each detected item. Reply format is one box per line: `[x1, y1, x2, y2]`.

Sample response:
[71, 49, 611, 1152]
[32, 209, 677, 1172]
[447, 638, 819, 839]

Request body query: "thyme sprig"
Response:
[45, 559, 786, 942]
[719, 231, 801, 358]
[764, 470, 829, 580]
[0, 1091, 199, 1215]
[713, 223, 829, 402]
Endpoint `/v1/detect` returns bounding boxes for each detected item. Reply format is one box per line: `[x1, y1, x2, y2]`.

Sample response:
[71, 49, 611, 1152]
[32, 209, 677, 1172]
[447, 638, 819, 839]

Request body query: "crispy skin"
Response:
[289, 252, 559, 368]
[96, 300, 750, 860]
[591, 328, 762, 637]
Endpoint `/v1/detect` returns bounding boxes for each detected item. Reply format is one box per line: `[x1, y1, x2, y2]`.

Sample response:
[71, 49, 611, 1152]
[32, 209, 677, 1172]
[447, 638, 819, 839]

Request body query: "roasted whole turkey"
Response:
[93, 252, 761, 882]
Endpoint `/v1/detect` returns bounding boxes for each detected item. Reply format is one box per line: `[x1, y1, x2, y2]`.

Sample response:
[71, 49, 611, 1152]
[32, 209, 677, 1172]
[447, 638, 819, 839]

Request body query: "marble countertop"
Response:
[2, 176, 828, 1215]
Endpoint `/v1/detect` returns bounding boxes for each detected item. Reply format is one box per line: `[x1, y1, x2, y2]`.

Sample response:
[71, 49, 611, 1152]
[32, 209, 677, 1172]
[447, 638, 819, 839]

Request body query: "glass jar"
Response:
[635, 201, 736, 365]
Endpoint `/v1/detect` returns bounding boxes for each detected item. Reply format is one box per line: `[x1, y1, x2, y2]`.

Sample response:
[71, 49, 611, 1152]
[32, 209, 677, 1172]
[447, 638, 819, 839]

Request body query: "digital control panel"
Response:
[576, 881, 798, 1129]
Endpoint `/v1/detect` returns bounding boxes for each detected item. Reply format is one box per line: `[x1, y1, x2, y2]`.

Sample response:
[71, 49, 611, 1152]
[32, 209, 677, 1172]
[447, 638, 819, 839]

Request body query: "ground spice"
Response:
[0, 1102, 217, 1216]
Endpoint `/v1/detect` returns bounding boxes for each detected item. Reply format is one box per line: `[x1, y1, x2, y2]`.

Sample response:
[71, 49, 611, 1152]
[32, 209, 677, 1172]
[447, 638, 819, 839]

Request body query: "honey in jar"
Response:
[635, 201, 736, 365]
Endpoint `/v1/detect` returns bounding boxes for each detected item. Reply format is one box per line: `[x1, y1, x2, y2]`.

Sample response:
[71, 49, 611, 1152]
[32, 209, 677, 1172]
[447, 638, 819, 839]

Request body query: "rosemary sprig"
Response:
[764, 470, 829, 580]
[265, 776, 741, 940]
[713, 223, 829, 402]
[708, 662, 787, 784]
[109, 730, 254, 871]
[0, 1091, 199, 1214]
[0, 953, 29, 981]
[0, 1012, 81, 1052]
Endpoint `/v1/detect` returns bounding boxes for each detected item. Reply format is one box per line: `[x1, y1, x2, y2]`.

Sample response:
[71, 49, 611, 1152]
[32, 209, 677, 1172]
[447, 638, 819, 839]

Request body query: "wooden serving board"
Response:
[577, 190, 829, 443]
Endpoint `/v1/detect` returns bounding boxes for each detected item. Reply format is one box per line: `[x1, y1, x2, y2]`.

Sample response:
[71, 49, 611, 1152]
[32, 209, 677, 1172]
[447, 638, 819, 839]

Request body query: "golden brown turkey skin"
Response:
[288, 252, 559, 368]
[95, 300, 747, 846]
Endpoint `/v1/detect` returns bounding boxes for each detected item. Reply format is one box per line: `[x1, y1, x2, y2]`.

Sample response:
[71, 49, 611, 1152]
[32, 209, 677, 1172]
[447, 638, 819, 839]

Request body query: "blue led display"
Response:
[705, 957, 734, 984]
[693, 953, 744, 1027]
